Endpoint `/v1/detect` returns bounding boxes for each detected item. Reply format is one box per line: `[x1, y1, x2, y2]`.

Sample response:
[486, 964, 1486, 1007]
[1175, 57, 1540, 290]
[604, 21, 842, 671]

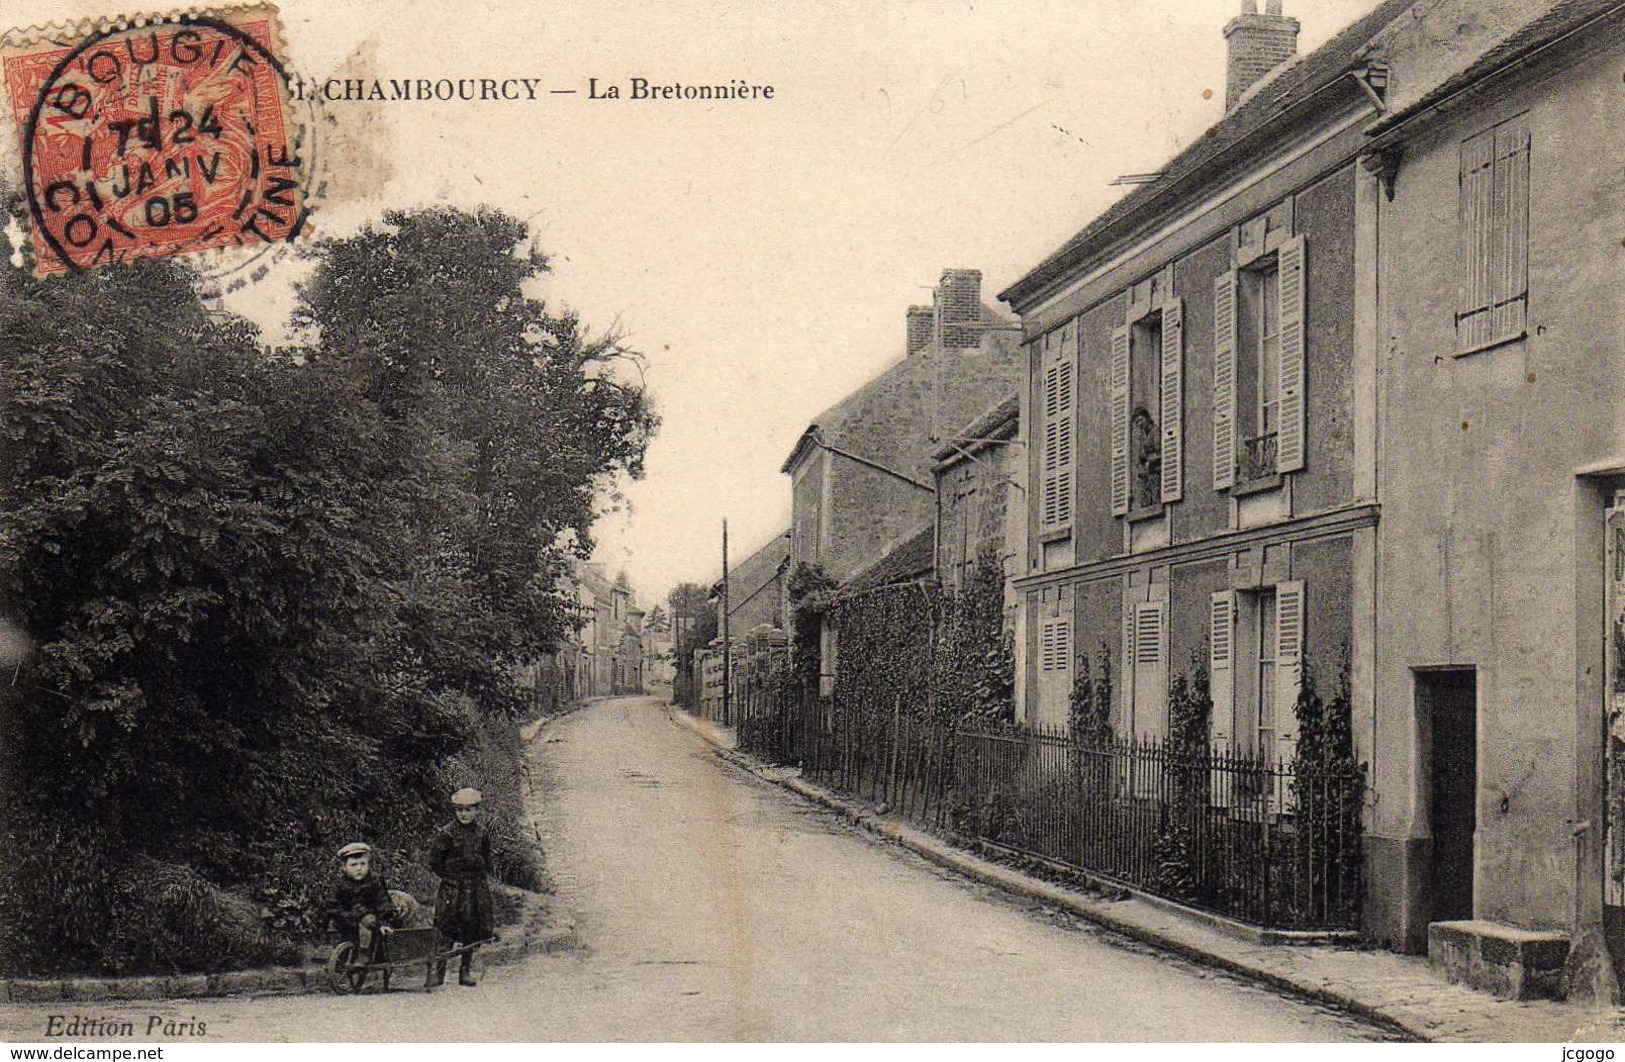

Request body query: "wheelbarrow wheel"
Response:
[327, 941, 371, 994]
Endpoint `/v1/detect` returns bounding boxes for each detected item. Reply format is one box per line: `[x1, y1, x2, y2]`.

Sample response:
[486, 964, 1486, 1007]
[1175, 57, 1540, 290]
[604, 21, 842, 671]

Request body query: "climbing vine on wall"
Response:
[822, 547, 1014, 725]
[787, 561, 838, 694]
[932, 547, 1015, 724]
[1153, 649, 1212, 901]
[1067, 641, 1115, 745]
[829, 580, 941, 723]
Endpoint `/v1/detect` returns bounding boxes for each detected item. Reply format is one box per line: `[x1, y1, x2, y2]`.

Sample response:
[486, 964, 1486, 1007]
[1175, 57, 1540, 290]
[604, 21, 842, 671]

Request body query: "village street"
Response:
[0, 696, 1393, 1042]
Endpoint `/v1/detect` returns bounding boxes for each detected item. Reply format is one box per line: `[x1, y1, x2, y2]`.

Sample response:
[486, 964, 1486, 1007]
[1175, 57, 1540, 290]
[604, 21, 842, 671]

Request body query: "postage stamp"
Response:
[0, 5, 307, 276]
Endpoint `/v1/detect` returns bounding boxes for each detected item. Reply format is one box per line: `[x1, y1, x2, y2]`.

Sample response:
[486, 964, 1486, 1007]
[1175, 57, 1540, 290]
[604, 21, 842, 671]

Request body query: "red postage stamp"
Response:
[1, 6, 306, 275]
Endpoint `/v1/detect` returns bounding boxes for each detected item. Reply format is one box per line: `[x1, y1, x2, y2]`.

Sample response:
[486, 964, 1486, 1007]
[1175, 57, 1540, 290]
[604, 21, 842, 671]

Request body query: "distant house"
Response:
[718, 528, 792, 634]
[782, 269, 1024, 586]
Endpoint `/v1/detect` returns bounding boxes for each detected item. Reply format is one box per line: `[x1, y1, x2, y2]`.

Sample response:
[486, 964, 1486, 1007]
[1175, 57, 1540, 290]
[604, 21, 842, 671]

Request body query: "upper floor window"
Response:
[1130, 313, 1163, 512]
[1111, 294, 1183, 517]
[1214, 234, 1304, 490]
[1457, 113, 1529, 355]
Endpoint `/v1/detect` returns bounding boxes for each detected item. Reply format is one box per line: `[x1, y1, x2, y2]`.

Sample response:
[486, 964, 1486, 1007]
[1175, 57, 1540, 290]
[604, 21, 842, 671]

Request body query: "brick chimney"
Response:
[1224, 0, 1299, 111]
[906, 305, 935, 355]
[936, 268, 982, 349]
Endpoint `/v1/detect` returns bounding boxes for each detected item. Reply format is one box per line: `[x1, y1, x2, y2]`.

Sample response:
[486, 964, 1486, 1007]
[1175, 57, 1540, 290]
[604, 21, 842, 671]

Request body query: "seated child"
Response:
[328, 841, 398, 965]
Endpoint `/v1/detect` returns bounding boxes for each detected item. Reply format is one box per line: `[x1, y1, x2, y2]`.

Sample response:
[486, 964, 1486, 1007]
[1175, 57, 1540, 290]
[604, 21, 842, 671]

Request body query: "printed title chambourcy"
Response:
[296, 76, 775, 102]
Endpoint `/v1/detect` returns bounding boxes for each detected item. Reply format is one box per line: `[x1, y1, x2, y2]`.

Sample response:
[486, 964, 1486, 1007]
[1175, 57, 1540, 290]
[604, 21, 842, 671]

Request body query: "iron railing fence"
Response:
[951, 724, 1363, 930]
[758, 691, 1362, 931]
[800, 696, 956, 828]
[1241, 430, 1280, 482]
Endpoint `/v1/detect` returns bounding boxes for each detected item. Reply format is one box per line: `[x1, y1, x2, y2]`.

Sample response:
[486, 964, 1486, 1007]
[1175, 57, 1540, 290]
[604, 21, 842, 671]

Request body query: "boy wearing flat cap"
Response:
[428, 787, 494, 986]
[327, 842, 396, 966]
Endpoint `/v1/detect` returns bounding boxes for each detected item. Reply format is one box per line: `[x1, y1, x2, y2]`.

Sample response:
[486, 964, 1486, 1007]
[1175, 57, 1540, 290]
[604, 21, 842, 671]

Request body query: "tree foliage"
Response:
[0, 207, 653, 975]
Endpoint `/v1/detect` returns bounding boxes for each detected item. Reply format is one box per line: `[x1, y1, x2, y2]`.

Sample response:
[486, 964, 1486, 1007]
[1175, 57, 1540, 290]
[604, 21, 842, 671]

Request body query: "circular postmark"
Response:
[6, 10, 312, 276]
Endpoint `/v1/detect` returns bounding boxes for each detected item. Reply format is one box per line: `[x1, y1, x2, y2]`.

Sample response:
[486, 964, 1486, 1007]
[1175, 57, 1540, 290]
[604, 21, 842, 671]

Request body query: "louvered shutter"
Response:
[1274, 580, 1304, 766]
[1110, 325, 1131, 515]
[1160, 300, 1184, 503]
[1275, 236, 1306, 473]
[1209, 590, 1236, 808]
[1130, 600, 1167, 795]
[1132, 601, 1167, 740]
[1042, 360, 1062, 530]
[1213, 271, 1238, 490]
[1056, 349, 1075, 530]
[1039, 619, 1074, 673]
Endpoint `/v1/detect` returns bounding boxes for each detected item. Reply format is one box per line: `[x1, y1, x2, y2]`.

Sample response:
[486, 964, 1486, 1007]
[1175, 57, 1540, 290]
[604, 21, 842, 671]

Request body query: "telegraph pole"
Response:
[721, 518, 731, 727]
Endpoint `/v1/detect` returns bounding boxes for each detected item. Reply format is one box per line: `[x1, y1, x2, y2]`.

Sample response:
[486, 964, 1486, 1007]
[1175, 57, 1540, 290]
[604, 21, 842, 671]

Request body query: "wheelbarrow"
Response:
[326, 927, 493, 993]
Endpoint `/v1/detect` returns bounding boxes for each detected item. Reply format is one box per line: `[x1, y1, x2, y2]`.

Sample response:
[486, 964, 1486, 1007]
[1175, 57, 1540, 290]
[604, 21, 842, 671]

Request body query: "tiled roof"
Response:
[781, 299, 1021, 477]
[1000, 0, 1415, 309]
[841, 524, 935, 594]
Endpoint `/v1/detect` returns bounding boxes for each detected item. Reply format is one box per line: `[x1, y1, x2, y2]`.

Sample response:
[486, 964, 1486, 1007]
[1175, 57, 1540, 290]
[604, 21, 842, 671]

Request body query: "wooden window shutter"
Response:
[1159, 299, 1184, 503]
[1110, 324, 1131, 515]
[1492, 115, 1530, 342]
[1209, 590, 1236, 807]
[1131, 600, 1168, 741]
[1274, 580, 1305, 766]
[1212, 271, 1238, 490]
[1056, 347, 1075, 529]
[1275, 236, 1307, 473]
[1040, 332, 1076, 535]
[1459, 128, 1495, 350]
[1041, 360, 1062, 530]
[1040, 619, 1073, 672]
[1209, 590, 1236, 753]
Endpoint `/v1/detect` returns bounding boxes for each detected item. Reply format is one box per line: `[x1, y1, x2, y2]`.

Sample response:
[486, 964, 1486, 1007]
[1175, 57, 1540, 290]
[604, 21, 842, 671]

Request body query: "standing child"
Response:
[428, 787, 494, 986]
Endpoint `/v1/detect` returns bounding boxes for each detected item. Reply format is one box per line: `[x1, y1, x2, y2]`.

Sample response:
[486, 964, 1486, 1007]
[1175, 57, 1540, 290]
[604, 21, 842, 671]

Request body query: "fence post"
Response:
[886, 693, 902, 809]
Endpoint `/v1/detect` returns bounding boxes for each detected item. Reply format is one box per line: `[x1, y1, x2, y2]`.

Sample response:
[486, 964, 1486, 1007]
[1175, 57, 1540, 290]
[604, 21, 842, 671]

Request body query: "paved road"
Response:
[0, 696, 1391, 1041]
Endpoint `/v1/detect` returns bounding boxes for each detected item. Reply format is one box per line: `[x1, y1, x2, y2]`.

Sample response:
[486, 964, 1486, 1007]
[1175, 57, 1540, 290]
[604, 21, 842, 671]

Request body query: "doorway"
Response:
[1421, 668, 1477, 923]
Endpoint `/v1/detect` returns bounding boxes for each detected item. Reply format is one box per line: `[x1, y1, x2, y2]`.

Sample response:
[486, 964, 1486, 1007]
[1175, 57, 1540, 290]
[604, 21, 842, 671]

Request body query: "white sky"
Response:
[9, 0, 1378, 608]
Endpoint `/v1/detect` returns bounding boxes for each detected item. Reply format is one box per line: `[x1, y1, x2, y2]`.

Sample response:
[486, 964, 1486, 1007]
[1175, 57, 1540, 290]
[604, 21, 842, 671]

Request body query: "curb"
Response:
[668, 707, 1424, 1043]
[0, 716, 582, 1007]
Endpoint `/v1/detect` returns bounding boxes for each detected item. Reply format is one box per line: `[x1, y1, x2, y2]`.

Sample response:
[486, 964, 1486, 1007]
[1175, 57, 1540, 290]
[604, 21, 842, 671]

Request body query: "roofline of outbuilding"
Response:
[931, 393, 1020, 466]
[1363, 0, 1625, 141]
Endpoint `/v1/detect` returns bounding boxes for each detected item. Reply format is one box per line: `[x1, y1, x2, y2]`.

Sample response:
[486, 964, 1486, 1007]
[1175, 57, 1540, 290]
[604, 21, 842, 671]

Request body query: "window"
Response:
[1255, 591, 1278, 753]
[1214, 237, 1304, 489]
[1039, 325, 1076, 538]
[1130, 313, 1163, 511]
[1458, 113, 1529, 354]
[1212, 582, 1303, 762]
[1111, 299, 1184, 516]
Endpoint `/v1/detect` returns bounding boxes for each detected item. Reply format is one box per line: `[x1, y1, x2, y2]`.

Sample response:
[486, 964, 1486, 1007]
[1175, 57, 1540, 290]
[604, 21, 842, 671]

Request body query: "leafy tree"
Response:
[0, 206, 654, 975]
[294, 206, 656, 712]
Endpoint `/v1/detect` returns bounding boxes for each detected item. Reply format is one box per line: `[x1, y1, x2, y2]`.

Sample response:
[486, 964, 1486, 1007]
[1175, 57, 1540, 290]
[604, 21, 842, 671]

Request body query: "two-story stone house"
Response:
[782, 269, 1023, 585]
[1004, 0, 1397, 764]
[1002, 0, 1625, 995]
